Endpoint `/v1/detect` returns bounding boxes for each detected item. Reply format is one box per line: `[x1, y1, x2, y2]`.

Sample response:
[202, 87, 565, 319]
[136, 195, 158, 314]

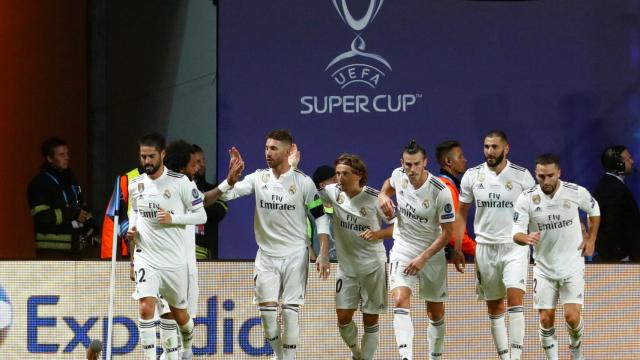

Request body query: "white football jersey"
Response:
[389, 168, 455, 260]
[222, 167, 324, 257]
[320, 184, 389, 277]
[460, 161, 535, 244]
[513, 181, 600, 279]
[129, 168, 205, 270]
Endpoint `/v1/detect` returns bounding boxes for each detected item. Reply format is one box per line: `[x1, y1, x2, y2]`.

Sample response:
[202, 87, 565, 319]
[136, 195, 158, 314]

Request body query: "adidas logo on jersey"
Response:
[534, 207, 542, 212]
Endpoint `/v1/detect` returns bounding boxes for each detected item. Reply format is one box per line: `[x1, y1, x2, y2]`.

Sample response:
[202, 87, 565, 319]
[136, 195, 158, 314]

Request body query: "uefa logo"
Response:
[326, 0, 391, 89]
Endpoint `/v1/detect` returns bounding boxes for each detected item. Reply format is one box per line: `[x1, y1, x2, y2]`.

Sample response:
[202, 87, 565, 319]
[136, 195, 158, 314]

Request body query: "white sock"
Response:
[282, 304, 300, 360]
[508, 306, 525, 360]
[339, 321, 361, 359]
[138, 319, 157, 360]
[393, 308, 413, 360]
[428, 318, 445, 360]
[361, 324, 379, 360]
[539, 326, 558, 360]
[259, 306, 283, 359]
[490, 313, 509, 360]
[566, 318, 584, 348]
[178, 317, 194, 355]
[159, 318, 180, 360]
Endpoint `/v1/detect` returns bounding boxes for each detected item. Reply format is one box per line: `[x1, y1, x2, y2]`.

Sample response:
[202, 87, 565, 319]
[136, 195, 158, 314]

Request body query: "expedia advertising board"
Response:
[217, 1, 640, 259]
[0, 262, 638, 358]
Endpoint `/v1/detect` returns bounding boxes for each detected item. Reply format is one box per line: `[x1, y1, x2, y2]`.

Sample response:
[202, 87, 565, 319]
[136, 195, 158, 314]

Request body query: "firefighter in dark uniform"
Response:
[27, 137, 97, 259]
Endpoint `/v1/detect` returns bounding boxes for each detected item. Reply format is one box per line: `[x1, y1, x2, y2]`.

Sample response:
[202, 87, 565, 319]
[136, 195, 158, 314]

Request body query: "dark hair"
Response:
[192, 143, 204, 154]
[435, 140, 461, 166]
[535, 153, 560, 167]
[403, 139, 426, 157]
[335, 153, 368, 187]
[601, 145, 627, 173]
[164, 140, 195, 172]
[312, 165, 335, 189]
[484, 129, 509, 143]
[138, 133, 166, 151]
[266, 129, 293, 145]
[41, 137, 67, 158]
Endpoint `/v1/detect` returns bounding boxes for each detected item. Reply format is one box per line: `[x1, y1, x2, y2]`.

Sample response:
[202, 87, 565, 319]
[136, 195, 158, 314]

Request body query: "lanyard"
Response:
[45, 172, 78, 206]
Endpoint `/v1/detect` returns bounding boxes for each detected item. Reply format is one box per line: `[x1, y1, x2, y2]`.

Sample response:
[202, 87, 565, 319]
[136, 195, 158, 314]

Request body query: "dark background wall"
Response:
[0, 1, 88, 259]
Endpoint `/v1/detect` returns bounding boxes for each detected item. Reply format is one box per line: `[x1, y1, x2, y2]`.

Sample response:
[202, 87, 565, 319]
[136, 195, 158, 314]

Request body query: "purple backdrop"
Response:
[218, 0, 640, 259]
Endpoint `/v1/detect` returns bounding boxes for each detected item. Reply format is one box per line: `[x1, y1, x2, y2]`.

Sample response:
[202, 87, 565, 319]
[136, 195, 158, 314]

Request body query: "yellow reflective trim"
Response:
[216, 200, 228, 212]
[36, 233, 72, 250]
[195, 245, 209, 260]
[30, 204, 51, 216]
[54, 209, 63, 225]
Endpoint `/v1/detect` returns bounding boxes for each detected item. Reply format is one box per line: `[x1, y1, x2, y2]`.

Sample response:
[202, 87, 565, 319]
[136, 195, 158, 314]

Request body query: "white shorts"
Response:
[389, 250, 448, 302]
[156, 269, 198, 318]
[335, 264, 388, 314]
[475, 243, 529, 301]
[132, 260, 189, 309]
[533, 270, 585, 309]
[254, 247, 309, 305]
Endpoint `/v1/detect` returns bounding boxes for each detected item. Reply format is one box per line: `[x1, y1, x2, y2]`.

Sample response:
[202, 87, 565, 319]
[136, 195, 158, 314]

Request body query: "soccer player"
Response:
[378, 140, 456, 360]
[318, 154, 393, 360]
[206, 129, 331, 360]
[513, 154, 600, 360]
[157, 139, 203, 360]
[126, 133, 206, 360]
[455, 130, 535, 360]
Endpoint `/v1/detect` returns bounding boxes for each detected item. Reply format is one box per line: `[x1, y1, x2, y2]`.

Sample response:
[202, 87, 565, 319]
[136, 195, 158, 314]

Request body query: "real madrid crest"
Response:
[478, 172, 485, 182]
[402, 178, 408, 189]
[505, 181, 513, 190]
[138, 183, 145, 193]
[163, 189, 171, 199]
[337, 192, 345, 204]
[563, 200, 571, 209]
[533, 194, 541, 205]
[261, 172, 270, 183]
[360, 207, 368, 217]
[289, 185, 297, 195]
[422, 199, 430, 208]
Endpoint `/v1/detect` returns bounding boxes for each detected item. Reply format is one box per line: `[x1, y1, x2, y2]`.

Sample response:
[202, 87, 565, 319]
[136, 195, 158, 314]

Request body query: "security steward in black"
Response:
[27, 137, 97, 259]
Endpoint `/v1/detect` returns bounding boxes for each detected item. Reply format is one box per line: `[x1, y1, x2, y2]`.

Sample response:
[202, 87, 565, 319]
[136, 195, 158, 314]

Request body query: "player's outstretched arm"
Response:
[404, 222, 452, 276]
[204, 147, 245, 207]
[454, 202, 470, 253]
[378, 178, 396, 219]
[359, 224, 393, 242]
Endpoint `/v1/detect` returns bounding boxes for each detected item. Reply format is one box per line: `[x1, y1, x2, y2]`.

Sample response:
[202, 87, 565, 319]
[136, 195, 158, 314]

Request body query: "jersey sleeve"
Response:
[522, 170, 536, 189]
[578, 186, 600, 217]
[221, 171, 256, 201]
[171, 179, 207, 225]
[388, 168, 401, 189]
[512, 192, 530, 235]
[437, 187, 456, 224]
[459, 170, 475, 204]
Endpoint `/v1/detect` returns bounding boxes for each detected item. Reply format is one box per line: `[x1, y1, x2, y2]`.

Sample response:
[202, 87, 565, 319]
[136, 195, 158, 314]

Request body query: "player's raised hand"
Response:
[227, 147, 245, 186]
[157, 208, 172, 224]
[288, 143, 300, 168]
[316, 254, 330, 280]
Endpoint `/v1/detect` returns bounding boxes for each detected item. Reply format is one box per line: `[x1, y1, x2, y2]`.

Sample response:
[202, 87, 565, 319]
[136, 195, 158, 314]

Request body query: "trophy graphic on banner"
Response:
[327, 0, 392, 89]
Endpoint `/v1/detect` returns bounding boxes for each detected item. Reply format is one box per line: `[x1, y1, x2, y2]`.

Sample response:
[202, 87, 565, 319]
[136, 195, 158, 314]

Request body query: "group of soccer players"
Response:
[126, 129, 599, 360]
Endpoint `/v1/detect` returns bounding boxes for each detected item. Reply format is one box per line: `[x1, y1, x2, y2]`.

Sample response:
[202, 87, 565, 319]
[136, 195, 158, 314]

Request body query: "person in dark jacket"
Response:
[27, 137, 96, 259]
[192, 144, 228, 259]
[593, 145, 640, 262]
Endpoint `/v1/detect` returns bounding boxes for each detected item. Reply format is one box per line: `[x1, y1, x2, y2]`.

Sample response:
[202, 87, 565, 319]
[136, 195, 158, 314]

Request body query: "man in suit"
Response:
[593, 145, 640, 262]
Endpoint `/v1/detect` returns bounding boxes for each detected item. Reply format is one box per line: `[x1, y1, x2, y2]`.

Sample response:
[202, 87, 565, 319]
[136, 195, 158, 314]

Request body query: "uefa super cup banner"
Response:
[0, 262, 639, 359]
[217, 1, 640, 259]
